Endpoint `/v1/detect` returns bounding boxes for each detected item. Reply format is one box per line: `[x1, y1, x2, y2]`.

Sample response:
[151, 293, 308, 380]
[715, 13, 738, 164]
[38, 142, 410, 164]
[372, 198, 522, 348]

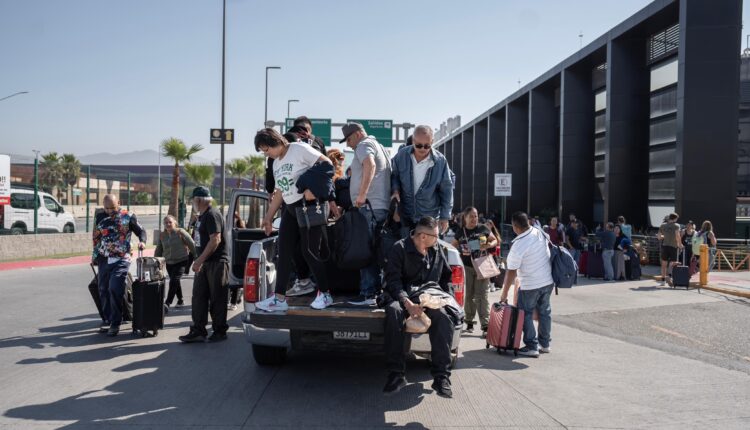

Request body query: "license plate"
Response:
[333, 331, 370, 341]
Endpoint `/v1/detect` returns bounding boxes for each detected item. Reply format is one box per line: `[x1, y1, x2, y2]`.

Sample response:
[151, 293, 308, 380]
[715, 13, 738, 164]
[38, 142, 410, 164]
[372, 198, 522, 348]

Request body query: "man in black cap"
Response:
[179, 186, 230, 343]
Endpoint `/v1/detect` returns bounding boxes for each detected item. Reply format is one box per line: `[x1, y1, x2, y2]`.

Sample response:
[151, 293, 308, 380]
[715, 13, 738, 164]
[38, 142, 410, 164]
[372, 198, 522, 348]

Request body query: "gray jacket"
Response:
[154, 228, 197, 264]
[390, 145, 455, 223]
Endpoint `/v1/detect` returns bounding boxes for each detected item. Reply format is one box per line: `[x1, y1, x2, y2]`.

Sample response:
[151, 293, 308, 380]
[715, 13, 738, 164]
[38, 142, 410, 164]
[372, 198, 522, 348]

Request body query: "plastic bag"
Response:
[404, 313, 432, 333]
[418, 293, 450, 310]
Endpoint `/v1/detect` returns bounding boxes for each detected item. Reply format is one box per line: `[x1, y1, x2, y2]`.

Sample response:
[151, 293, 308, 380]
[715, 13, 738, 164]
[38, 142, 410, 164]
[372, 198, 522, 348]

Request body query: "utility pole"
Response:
[32, 150, 40, 234]
[220, 0, 227, 212]
[265, 66, 281, 126]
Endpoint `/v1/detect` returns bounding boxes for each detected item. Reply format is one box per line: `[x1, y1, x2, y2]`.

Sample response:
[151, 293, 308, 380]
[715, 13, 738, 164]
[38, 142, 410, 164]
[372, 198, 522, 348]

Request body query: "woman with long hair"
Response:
[697, 220, 718, 270]
[154, 215, 197, 308]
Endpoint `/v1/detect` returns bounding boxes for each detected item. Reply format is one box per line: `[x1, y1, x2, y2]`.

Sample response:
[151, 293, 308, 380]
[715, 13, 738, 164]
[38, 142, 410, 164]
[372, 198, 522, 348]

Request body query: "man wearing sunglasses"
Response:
[390, 125, 455, 238]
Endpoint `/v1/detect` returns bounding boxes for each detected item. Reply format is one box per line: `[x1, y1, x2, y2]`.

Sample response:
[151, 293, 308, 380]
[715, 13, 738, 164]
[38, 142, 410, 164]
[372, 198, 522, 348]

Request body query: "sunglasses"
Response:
[414, 143, 431, 150]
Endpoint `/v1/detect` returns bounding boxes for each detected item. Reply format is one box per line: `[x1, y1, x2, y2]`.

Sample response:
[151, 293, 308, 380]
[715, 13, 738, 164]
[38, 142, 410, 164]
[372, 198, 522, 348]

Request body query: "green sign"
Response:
[346, 119, 393, 147]
[285, 118, 332, 147]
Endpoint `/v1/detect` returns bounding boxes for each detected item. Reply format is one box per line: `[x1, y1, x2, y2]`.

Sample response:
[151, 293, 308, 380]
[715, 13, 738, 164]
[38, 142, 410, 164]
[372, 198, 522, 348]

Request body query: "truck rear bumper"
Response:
[242, 305, 290, 348]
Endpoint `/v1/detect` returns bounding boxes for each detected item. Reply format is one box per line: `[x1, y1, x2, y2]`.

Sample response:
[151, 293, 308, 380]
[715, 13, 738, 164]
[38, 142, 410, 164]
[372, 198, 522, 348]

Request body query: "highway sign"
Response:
[285, 118, 332, 147]
[210, 128, 234, 144]
[494, 173, 512, 197]
[347, 119, 393, 147]
[0, 154, 9, 205]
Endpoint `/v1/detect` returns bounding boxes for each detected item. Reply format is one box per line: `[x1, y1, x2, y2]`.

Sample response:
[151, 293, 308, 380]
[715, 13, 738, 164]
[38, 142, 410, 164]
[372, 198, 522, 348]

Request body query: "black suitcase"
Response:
[132, 255, 166, 337]
[624, 249, 642, 280]
[587, 244, 605, 279]
[671, 250, 691, 289]
[88, 264, 134, 323]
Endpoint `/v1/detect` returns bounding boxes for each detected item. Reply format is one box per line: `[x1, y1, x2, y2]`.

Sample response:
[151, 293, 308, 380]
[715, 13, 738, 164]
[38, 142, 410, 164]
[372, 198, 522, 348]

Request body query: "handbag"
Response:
[462, 227, 501, 280]
[295, 200, 331, 262]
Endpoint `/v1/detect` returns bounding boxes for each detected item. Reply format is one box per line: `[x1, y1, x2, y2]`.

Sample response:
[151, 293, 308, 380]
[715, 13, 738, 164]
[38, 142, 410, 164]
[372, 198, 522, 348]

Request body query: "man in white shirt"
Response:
[500, 211, 554, 357]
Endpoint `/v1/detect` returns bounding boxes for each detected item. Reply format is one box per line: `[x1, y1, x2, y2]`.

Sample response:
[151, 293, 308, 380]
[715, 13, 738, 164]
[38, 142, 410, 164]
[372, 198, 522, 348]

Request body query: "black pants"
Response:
[384, 301, 455, 378]
[165, 259, 187, 305]
[191, 260, 229, 336]
[275, 201, 329, 295]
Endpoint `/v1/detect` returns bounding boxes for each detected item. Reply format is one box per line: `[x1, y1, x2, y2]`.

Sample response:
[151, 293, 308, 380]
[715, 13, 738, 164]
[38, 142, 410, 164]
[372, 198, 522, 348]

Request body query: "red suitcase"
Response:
[578, 251, 589, 276]
[486, 302, 525, 356]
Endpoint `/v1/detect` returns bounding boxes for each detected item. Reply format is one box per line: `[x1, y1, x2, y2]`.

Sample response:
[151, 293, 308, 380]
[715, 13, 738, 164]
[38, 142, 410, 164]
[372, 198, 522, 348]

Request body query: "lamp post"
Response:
[158, 144, 162, 231]
[32, 150, 40, 234]
[0, 91, 28, 102]
[264, 66, 281, 126]
[287, 99, 299, 120]
[219, 0, 227, 212]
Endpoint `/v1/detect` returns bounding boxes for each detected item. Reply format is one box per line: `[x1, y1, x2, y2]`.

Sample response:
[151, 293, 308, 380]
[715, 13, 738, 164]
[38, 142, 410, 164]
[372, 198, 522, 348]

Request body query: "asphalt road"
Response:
[0, 265, 748, 429]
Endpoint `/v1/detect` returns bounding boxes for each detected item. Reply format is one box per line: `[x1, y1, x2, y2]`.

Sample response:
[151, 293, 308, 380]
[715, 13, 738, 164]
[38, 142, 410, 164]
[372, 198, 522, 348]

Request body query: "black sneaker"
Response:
[99, 321, 110, 333]
[179, 329, 207, 343]
[463, 323, 474, 333]
[177, 299, 184, 307]
[106, 326, 119, 337]
[208, 332, 227, 342]
[348, 295, 376, 306]
[431, 376, 453, 398]
[383, 372, 407, 396]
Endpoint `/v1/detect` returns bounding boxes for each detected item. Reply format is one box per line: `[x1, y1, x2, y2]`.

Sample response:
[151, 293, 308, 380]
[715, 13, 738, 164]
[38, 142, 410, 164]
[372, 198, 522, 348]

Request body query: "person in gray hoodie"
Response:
[155, 215, 197, 307]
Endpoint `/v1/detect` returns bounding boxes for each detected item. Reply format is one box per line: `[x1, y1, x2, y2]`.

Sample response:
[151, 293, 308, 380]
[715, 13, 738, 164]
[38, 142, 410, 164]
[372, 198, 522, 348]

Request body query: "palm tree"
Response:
[245, 155, 266, 190]
[226, 158, 250, 189]
[39, 152, 63, 196]
[184, 163, 215, 187]
[161, 138, 203, 216]
[60, 153, 81, 204]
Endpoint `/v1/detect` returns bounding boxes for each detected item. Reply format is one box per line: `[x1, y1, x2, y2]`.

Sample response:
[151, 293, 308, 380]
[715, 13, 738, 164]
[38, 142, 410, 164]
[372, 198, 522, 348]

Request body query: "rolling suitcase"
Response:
[625, 249, 641, 281]
[671, 250, 691, 289]
[578, 250, 589, 276]
[486, 302, 525, 356]
[132, 252, 166, 337]
[88, 264, 134, 322]
[587, 245, 604, 279]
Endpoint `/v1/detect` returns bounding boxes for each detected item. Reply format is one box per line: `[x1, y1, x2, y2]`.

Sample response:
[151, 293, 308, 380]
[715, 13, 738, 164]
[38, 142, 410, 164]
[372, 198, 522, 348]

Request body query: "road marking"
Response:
[650, 325, 712, 348]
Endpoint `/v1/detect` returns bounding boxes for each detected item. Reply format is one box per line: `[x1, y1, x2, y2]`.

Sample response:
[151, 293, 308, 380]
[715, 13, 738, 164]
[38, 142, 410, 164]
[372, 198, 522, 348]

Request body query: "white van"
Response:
[0, 188, 76, 234]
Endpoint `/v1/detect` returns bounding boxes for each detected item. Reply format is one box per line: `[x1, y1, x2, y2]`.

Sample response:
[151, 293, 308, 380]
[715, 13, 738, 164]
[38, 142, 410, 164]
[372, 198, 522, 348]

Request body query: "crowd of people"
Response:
[89, 114, 722, 399]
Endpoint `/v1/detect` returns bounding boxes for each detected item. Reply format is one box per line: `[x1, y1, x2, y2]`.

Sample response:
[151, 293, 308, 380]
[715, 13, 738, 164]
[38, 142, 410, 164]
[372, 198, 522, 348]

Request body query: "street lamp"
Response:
[287, 99, 300, 119]
[32, 149, 40, 234]
[0, 91, 29, 102]
[264, 66, 281, 125]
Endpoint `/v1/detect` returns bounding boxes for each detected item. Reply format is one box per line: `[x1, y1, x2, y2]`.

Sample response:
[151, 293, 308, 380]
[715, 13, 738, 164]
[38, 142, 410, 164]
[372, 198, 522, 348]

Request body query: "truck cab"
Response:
[227, 189, 465, 366]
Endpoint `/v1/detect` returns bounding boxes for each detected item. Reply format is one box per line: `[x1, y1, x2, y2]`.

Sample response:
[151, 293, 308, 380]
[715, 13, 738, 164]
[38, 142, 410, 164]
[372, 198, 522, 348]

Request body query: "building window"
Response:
[649, 117, 677, 146]
[648, 176, 676, 200]
[650, 57, 678, 92]
[595, 113, 606, 134]
[648, 23, 679, 64]
[648, 146, 677, 173]
[595, 89, 607, 112]
[650, 87, 678, 118]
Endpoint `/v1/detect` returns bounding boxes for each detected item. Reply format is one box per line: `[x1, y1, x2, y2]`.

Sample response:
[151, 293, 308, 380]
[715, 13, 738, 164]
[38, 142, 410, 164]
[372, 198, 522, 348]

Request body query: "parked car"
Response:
[0, 188, 76, 234]
[226, 188, 465, 366]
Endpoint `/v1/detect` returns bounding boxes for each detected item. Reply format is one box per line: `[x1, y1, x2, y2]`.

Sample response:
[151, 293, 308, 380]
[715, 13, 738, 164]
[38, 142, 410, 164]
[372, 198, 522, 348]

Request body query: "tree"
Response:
[134, 191, 152, 205]
[245, 155, 266, 190]
[39, 152, 63, 196]
[161, 137, 203, 217]
[226, 158, 250, 189]
[184, 163, 215, 187]
[60, 153, 81, 204]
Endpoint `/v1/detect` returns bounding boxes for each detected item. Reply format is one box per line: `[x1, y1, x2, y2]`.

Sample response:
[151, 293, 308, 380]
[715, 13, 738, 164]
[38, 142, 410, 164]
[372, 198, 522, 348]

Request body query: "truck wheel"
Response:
[63, 223, 75, 233]
[10, 226, 25, 235]
[252, 344, 287, 366]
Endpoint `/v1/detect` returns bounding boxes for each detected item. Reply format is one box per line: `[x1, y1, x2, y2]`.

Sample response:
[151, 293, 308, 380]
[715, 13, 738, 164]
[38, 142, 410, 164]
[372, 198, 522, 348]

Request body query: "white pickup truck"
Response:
[226, 189, 466, 366]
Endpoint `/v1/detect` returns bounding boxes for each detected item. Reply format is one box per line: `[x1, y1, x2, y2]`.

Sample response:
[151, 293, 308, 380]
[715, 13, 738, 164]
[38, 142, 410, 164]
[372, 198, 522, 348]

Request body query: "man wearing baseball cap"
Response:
[341, 122, 392, 306]
[179, 186, 230, 343]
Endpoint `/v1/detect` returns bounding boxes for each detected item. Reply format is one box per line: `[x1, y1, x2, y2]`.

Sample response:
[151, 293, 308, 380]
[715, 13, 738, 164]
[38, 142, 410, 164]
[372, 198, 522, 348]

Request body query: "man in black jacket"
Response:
[383, 216, 456, 398]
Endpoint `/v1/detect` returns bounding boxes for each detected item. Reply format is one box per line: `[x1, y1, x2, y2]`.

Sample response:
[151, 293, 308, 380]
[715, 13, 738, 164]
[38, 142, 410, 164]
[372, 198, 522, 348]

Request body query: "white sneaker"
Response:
[310, 291, 334, 310]
[227, 303, 238, 311]
[255, 296, 288, 312]
[539, 346, 551, 354]
[286, 278, 316, 297]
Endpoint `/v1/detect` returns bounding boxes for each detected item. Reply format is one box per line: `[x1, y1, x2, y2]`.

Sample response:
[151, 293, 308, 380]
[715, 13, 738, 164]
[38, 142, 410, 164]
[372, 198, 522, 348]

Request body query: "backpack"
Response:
[691, 232, 705, 255]
[333, 206, 373, 270]
[535, 227, 578, 293]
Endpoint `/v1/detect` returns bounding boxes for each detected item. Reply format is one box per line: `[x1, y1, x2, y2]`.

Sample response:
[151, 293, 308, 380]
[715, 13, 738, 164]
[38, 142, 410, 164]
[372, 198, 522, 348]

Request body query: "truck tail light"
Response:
[451, 265, 465, 307]
[243, 258, 259, 303]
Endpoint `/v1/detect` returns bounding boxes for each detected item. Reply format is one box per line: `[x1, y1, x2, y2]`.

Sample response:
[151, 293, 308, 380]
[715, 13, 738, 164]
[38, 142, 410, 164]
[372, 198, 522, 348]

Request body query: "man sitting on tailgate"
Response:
[382, 216, 457, 398]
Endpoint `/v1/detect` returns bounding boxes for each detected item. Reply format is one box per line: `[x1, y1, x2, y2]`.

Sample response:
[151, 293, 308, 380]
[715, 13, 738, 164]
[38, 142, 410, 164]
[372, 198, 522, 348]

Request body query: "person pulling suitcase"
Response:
[92, 194, 147, 337]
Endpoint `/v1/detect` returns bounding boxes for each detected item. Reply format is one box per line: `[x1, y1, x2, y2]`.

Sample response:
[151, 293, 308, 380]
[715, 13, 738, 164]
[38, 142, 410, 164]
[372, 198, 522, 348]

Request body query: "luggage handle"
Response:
[137, 248, 145, 281]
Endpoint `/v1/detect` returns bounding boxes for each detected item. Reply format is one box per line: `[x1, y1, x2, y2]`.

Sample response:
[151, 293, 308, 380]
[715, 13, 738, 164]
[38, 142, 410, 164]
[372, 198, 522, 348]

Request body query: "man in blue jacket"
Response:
[390, 125, 455, 238]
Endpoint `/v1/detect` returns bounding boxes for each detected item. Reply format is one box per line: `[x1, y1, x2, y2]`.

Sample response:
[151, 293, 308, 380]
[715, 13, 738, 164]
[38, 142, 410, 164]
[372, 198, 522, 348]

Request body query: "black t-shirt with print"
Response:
[194, 206, 228, 263]
[454, 225, 492, 267]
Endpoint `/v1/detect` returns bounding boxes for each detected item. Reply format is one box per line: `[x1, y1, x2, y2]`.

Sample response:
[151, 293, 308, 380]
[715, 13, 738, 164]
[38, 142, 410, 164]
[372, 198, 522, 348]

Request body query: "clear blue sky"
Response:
[1, 0, 748, 163]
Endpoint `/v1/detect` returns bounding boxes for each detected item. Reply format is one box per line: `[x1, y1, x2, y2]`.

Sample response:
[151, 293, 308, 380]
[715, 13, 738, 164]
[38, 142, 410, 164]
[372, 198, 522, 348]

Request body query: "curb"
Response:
[0, 249, 156, 272]
[642, 274, 750, 299]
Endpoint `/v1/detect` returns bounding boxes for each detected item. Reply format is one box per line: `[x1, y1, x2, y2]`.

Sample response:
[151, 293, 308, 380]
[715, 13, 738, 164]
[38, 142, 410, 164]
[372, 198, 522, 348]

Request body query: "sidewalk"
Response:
[641, 264, 750, 297]
[0, 248, 155, 272]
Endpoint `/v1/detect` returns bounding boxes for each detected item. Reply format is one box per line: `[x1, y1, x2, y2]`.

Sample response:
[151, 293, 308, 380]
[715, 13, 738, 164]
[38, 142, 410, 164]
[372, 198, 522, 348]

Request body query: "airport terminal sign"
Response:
[494, 173, 512, 197]
[347, 119, 393, 147]
[286, 118, 332, 147]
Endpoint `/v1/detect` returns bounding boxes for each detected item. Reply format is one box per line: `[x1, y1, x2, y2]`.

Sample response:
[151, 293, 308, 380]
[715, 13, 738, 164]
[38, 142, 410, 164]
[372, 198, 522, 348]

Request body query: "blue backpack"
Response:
[535, 227, 578, 294]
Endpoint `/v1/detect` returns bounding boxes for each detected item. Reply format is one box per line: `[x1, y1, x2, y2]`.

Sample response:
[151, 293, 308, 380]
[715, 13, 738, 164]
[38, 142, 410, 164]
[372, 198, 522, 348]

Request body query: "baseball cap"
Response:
[190, 186, 211, 199]
[339, 122, 364, 143]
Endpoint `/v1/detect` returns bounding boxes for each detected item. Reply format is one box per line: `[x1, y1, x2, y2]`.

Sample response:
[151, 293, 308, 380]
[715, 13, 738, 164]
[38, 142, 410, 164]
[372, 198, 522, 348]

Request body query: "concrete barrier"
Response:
[0, 233, 91, 261]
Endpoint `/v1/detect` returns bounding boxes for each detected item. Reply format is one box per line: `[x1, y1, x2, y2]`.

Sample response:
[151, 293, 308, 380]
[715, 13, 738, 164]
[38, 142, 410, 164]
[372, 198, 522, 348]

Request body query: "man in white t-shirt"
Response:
[500, 211, 554, 358]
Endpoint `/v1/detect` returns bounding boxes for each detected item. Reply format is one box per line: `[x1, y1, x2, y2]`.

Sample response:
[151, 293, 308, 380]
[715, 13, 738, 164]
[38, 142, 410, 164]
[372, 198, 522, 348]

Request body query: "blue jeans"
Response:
[602, 249, 614, 280]
[359, 207, 388, 298]
[517, 284, 553, 350]
[97, 257, 131, 327]
[571, 249, 582, 267]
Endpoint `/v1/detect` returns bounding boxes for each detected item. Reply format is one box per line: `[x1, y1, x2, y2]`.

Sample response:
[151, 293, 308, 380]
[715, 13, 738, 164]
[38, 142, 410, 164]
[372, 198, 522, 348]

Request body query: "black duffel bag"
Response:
[333, 203, 373, 270]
